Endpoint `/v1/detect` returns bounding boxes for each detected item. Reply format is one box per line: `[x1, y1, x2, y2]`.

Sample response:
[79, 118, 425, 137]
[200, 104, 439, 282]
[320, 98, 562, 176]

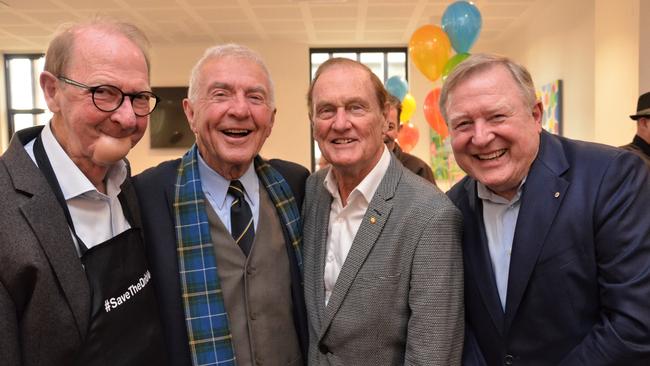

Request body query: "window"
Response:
[4, 54, 51, 136]
[309, 47, 408, 171]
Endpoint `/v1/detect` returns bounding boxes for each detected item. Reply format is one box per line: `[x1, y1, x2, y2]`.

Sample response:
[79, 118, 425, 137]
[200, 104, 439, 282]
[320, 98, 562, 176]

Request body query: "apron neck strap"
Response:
[33, 135, 89, 255]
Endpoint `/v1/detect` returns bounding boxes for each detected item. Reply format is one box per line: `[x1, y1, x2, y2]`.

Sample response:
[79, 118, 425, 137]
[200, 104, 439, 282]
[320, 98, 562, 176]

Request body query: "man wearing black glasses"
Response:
[0, 19, 167, 366]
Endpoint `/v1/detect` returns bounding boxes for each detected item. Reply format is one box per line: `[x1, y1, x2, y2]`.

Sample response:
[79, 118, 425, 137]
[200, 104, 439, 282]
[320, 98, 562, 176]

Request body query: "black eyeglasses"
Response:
[57, 76, 160, 117]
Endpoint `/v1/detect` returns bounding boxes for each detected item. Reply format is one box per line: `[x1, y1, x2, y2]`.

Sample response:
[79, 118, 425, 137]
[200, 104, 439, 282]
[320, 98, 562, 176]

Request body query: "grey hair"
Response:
[187, 43, 275, 106]
[440, 53, 537, 121]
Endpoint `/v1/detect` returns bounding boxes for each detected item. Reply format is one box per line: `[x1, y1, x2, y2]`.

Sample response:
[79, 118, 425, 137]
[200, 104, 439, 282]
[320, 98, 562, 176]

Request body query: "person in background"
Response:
[303, 57, 464, 365]
[134, 43, 309, 366]
[0, 19, 167, 366]
[443, 53, 650, 365]
[620, 91, 650, 167]
[384, 94, 437, 185]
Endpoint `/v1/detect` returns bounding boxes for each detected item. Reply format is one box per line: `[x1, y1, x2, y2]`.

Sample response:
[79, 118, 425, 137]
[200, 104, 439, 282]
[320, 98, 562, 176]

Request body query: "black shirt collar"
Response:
[633, 135, 650, 157]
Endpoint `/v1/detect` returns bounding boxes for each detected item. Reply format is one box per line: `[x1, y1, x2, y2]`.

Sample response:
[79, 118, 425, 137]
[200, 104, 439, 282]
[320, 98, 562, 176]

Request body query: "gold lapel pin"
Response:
[370, 217, 377, 224]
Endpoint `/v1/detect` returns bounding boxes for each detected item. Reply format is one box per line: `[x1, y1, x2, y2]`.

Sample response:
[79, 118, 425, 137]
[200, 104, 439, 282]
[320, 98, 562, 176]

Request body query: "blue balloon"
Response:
[385, 76, 409, 101]
[442, 1, 482, 54]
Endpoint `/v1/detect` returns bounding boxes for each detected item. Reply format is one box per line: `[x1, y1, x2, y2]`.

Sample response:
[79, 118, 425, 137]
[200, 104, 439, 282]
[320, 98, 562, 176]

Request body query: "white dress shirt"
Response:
[197, 153, 260, 233]
[477, 180, 524, 310]
[323, 146, 391, 305]
[25, 123, 130, 255]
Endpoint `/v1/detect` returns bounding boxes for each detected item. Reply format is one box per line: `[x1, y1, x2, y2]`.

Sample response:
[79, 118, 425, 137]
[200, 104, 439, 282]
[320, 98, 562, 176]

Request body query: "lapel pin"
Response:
[370, 217, 377, 224]
[554, 192, 560, 198]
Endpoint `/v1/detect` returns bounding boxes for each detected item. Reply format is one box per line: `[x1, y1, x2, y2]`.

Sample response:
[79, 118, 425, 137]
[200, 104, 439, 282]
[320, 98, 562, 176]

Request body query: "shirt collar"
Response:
[476, 177, 526, 205]
[40, 123, 127, 200]
[197, 153, 259, 210]
[324, 145, 391, 205]
[633, 134, 650, 157]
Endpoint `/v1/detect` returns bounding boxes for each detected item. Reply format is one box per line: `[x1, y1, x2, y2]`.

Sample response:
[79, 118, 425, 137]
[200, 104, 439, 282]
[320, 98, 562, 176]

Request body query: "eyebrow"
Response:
[448, 102, 511, 120]
[205, 81, 229, 91]
[245, 86, 268, 96]
[208, 82, 267, 94]
[315, 96, 369, 108]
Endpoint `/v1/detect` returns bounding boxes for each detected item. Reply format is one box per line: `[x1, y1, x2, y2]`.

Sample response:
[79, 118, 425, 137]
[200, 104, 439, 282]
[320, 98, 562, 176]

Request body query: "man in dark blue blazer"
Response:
[134, 44, 309, 366]
[442, 54, 650, 365]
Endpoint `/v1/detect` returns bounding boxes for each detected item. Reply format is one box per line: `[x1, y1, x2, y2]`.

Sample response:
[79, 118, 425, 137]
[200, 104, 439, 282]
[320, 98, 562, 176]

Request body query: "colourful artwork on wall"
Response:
[538, 80, 563, 135]
[429, 128, 464, 191]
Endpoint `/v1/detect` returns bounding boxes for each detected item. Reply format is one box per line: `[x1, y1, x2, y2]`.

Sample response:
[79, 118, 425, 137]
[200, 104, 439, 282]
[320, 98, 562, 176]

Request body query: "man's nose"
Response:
[331, 108, 350, 131]
[471, 121, 495, 146]
[228, 94, 252, 119]
[111, 97, 138, 129]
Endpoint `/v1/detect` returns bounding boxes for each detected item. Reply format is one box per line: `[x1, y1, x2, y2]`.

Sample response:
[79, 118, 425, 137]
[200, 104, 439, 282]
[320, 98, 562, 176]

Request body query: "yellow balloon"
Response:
[409, 25, 452, 82]
[400, 93, 416, 123]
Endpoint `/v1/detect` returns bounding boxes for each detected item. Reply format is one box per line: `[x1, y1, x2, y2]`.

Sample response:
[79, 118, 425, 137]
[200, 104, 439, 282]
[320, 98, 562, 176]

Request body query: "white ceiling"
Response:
[0, 0, 542, 51]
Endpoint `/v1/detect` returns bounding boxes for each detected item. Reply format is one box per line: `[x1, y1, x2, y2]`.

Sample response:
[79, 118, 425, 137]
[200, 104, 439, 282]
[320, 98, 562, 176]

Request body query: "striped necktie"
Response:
[228, 180, 254, 256]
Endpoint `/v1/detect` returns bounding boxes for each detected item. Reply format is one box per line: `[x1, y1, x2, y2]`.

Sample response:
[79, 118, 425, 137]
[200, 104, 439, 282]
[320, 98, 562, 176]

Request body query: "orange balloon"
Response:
[409, 25, 452, 82]
[423, 88, 449, 140]
[397, 122, 420, 153]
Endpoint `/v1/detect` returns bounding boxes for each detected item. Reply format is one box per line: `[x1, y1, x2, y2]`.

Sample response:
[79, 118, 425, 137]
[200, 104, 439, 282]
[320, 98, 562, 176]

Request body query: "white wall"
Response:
[489, 0, 597, 141]
[639, 0, 650, 94]
[0, 53, 7, 151]
[593, 0, 639, 145]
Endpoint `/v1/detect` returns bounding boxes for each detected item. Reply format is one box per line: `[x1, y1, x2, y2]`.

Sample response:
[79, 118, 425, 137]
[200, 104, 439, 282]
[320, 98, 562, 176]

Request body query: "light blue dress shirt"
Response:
[477, 181, 524, 311]
[197, 153, 260, 233]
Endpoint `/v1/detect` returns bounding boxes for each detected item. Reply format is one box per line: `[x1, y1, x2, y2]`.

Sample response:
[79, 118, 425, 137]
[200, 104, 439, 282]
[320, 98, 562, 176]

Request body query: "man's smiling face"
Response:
[310, 63, 387, 180]
[183, 55, 275, 178]
[445, 64, 542, 200]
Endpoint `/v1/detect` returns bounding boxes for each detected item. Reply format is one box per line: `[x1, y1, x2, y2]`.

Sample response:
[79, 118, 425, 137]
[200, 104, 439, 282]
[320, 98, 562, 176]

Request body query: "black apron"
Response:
[34, 136, 167, 366]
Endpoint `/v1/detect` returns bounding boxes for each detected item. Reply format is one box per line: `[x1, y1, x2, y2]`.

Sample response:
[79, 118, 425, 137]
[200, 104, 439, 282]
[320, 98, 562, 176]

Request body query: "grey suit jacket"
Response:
[303, 156, 464, 366]
[0, 126, 141, 366]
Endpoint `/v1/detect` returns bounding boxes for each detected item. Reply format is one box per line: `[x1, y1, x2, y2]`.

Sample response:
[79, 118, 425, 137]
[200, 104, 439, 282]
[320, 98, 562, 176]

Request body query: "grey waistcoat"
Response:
[206, 185, 301, 366]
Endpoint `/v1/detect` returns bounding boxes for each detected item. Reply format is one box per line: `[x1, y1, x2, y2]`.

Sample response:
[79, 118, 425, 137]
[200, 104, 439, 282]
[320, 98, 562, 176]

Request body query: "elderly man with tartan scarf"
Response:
[134, 44, 309, 366]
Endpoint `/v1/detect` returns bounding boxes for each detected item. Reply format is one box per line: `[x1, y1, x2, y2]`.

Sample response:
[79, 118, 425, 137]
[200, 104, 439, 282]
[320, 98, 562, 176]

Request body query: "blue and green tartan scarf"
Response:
[174, 145, 303, 366]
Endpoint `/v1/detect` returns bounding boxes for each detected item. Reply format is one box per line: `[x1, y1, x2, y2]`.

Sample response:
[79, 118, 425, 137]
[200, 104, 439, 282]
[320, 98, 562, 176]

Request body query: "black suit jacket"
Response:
[134, 157, 310, 366]
[448, 131, 650, 365]
[0, 126, 146, 366]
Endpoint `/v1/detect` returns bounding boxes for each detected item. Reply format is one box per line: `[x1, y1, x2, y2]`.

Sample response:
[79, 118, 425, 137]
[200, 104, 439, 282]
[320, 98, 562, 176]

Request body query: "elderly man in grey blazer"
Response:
[302, 57, 464, 365]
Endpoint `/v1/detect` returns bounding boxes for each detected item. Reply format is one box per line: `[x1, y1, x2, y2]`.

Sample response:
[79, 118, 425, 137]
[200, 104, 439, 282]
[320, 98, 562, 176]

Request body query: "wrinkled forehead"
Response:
[203, 55, 270, 85]
[67, 29, 148, 78]
[314, 65, 376, 101]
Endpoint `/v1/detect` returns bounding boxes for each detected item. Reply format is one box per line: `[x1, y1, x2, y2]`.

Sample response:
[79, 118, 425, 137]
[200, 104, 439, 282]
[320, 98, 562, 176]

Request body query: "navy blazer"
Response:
[448, 131, 650, 365]
[134, 157, 310, 366]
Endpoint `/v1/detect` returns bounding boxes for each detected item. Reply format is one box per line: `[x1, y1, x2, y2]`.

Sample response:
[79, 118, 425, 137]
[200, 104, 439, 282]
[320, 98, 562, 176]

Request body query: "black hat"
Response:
[630, 92, 650, 120]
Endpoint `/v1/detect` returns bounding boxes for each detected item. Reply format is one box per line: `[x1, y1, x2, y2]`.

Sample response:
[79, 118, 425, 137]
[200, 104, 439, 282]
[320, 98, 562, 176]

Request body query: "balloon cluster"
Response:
[403, 0, 482, 150]
[384, 76, 419, 152]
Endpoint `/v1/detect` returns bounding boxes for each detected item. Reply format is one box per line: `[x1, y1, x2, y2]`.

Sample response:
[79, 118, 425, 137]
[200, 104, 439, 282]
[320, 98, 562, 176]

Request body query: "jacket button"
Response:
[504, 354, 514, 365]
[246, 266, 256, 275]
[318, 344, 329, 354]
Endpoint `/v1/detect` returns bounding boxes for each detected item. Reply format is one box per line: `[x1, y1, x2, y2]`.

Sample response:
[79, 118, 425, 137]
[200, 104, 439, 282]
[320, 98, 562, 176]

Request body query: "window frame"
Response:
[4, 53, 47, 137]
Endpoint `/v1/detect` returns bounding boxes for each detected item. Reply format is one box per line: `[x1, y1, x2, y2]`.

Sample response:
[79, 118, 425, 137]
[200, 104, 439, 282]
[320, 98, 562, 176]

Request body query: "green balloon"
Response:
[442, 53, 470, 81]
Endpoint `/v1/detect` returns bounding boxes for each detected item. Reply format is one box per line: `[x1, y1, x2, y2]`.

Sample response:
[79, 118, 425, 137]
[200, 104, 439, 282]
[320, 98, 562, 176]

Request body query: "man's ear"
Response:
[182, 98, 197, 134]
[40, 71, 61, 113]
[532, 100, 544, 132]
[639, 117, 648, 128]
[381, 102, 390, 133]
[266, 108, 276, 138]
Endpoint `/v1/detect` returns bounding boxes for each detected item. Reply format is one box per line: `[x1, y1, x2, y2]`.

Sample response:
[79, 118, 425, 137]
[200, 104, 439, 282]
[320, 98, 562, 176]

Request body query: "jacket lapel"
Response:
[318, 157, 399, 341]
[504, 131, 569, 328]
[313, 178, 332, 326]
[463, 178, 506, 335]
[5, 128, 90, 339]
